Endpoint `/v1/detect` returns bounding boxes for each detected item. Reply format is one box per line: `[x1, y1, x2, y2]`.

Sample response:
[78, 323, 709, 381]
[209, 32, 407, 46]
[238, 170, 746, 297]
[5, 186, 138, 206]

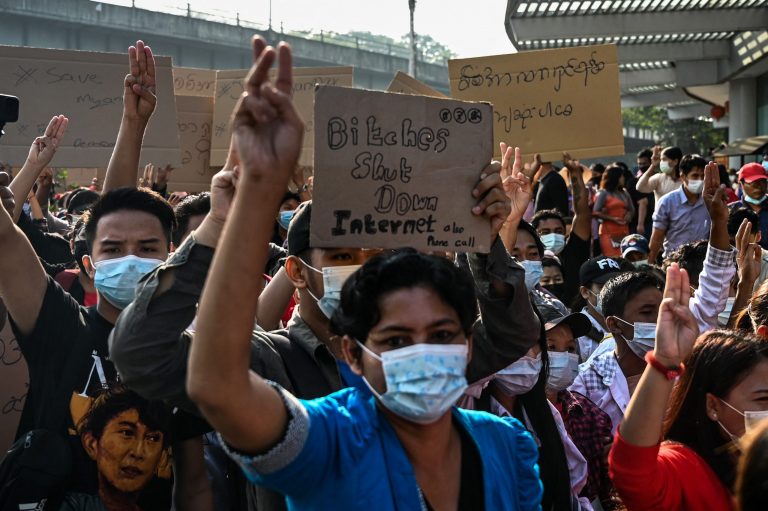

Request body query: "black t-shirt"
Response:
[11, 276, 115, 493]
[535, 171, 569, 217]
[424, 421, 485, 511]
[560, 232, 591, 306]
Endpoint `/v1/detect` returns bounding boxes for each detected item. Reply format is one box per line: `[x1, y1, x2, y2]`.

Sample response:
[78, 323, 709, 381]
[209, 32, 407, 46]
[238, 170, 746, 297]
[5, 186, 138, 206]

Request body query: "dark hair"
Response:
[83, 187, 176, 252]
[637, 148, 653, 161]
[591, 163, 606, 174]
[542, 256, 562, 273]
[531, 209, 566, 231]
[78, 383, 171, 446]
[662, 146, 683, 179]
[71, 217, 89, 274]
[611, 161, 629, 172]
[330, 250, 477, 342]
[172, 192, 210, 246]
[680, 154, 708, 176]
[728, 207, 759, 237]
[664, 330, 768, 488]
[281, 191, 301, 206]
[599, 271, 664, 319]
[509, 333, 572, 510]
[662, 240, 708, 287]
[600, 165, 624, 192]
[517, 220, 545, 258]
[736, 419, 768, 511]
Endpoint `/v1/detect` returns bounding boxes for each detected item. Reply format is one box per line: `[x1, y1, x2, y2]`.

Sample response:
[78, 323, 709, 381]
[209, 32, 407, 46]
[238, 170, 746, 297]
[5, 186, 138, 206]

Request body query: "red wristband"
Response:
[645, 351, 685, 380]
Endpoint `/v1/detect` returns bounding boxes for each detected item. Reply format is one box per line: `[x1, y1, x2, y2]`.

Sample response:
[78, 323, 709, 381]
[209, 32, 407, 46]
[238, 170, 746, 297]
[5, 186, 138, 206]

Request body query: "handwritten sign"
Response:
[311, 86, 492, 253]
[387, 71, 446, 98]
[0, 315, 28, 451]
[0, 46, 180, 167]
[448, 44, 624, 162]
[210, 66, 354, 167]
[170, 95, 215, 192]
[173, 67, 216, 98]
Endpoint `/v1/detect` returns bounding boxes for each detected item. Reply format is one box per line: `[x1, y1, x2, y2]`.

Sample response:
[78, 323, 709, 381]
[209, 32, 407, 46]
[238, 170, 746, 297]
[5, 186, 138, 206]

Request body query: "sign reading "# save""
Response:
[310, 86, 492, 253]
[449, 44, 624, 162]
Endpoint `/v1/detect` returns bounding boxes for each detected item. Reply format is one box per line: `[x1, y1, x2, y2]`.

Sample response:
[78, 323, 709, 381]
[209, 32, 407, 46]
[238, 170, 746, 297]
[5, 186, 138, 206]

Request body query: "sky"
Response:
[101, 0, 517, 58]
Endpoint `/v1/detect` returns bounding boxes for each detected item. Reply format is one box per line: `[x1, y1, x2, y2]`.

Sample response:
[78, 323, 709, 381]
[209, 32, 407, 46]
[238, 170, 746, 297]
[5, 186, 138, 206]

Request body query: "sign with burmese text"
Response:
[311, 86, 492, 253]
[448, 44, 624, 162]
[0, 45, 180, 167]
[210, 66, 353, 167]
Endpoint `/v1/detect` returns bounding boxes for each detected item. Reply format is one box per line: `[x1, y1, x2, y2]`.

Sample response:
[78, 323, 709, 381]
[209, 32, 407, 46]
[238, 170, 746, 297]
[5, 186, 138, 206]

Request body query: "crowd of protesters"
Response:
[0, 35, 767, 511]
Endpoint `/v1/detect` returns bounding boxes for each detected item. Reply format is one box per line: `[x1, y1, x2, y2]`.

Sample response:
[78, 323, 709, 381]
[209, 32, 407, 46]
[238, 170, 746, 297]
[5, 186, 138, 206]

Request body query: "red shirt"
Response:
[609, 432, 733, 511]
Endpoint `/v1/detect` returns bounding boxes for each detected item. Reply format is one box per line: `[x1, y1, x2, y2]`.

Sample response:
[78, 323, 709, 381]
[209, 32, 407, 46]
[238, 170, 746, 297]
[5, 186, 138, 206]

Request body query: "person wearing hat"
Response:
[729, 162, 768, 250]
[575, 256, 634, 362]
[540, 304, 619, 509]
[620, 234, 649, 266]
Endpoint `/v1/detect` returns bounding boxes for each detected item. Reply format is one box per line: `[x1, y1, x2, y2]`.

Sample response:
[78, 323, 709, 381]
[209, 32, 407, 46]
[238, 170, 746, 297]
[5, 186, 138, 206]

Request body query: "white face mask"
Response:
[659, 161, 673, 174]
[495, 354, 542, 396]
[632, 259, 648, 269]
[686, 179, 704, 195]
[717, 296, 736, 327]
[540, 233, 566, 255]
[615, 317, 656, 358]
[305, 264, 360, 319]
[547, 351, 579, 392]
[720, 398, 768, 435]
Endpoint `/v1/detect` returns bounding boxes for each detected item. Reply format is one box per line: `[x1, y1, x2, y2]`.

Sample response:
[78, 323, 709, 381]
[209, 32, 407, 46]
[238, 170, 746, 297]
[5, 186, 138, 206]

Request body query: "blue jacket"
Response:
[227, 387, 542, 510]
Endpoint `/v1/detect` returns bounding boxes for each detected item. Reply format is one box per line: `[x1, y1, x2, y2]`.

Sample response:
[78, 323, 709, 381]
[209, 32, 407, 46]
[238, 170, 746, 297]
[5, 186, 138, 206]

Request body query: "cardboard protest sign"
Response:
[0, 46, 180, 167]
[311, 86, 492, 253]
[173, 67, 216, 98]
[449, 44, 624, 162]
[0, 315, 28, 451]
[387, 71, 446, 98]
[169, 96, 215, 192]
[210, 66, 354, 167]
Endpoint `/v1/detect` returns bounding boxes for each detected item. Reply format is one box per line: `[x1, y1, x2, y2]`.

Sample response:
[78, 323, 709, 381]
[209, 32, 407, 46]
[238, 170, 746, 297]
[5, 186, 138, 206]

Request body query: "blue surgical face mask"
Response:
[494, 354, 542, 396]
[278, 210, 295, 230]
[615, 317, 656, 358]
[356, 340, 469, 424]
[744, 193, 764, 205]
[540, 233, 566, 255]
[547, 351, 580, 391]
[305, 263, 360, 319]
[521, 259, 544, 291]
[93, 255, 164, 309]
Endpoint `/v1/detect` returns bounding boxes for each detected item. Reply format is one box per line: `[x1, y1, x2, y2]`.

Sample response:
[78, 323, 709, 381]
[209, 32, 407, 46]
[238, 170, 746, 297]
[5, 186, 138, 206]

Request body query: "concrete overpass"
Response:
[0, 0, 450, 92]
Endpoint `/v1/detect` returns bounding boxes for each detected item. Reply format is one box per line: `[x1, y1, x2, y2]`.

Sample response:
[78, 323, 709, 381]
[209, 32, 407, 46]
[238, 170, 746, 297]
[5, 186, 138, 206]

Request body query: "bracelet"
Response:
[645, 351, 685, 381]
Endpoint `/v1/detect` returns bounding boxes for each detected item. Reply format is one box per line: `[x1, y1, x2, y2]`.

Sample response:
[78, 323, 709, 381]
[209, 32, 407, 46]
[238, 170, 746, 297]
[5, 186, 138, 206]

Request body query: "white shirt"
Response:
[569, 352, 629, 435]
[576, 308, 607, 363]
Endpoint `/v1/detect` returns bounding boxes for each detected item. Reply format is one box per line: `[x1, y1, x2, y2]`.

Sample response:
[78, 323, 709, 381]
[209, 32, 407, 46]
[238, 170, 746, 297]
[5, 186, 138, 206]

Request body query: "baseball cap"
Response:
[66, 188, 100, 215]
[738, 162, 768, 183]
[579, 256, 623, 286]
[287, 200, 312, 256]
[538, 302, 592, 338]
[620, 234, 649, 258]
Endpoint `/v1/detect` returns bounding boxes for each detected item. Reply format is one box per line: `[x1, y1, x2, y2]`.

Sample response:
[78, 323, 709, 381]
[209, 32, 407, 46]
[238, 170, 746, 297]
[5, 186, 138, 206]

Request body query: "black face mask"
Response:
[545, 283, 568, 303]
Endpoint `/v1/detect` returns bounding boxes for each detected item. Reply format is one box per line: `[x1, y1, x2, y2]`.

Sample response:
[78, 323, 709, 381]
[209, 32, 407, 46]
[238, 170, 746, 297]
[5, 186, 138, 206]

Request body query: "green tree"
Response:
[622, 106, 727, 155]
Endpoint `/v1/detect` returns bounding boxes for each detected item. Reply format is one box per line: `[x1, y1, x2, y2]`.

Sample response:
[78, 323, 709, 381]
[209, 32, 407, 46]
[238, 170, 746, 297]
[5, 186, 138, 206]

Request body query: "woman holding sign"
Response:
[187, 36, 543, 510]
[593, 165, 635, 257]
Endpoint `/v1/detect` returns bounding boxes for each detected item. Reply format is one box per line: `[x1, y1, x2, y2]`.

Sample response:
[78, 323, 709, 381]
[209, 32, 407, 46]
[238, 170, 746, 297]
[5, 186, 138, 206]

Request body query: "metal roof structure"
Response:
[505, 0, 768, 118]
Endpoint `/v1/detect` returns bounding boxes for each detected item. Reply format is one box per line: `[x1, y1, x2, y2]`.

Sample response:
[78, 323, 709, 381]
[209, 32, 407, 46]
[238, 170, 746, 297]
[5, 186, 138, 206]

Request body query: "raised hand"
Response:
[232, 36, 304, 183]
[561, 151, 581, 175]
[655, 263, 699, 366]
[703, 161, 728, 224]
[499, 142, 532, 224]
[155, 164, 173, 188]
[651, 145, 661, 167]
[26, 115, 68, 169]
[139, 163, 154, 188]
[471, 157, 512, 246]
[123, 40, 157, 123]
[0, 173, 14, 216]
[735, 218, 762, 287]
[168, 191, 187, 207]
